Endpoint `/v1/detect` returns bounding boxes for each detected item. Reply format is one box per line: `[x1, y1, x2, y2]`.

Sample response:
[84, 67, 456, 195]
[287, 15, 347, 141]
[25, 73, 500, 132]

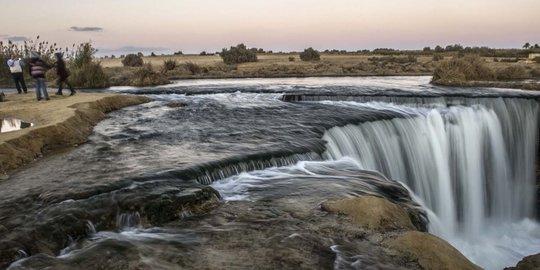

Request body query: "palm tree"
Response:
[523, 42, 531, 49]
[534, 44, 540, 49]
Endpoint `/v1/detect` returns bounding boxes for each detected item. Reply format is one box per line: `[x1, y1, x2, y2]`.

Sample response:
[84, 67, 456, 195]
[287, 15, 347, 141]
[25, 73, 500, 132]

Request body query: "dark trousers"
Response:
[11, 72, 27, 93]
[57, 78, 74, 94]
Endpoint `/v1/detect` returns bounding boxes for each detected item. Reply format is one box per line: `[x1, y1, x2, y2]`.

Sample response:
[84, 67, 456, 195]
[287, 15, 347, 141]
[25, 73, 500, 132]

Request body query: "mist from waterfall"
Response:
[321, 98, 540, 269]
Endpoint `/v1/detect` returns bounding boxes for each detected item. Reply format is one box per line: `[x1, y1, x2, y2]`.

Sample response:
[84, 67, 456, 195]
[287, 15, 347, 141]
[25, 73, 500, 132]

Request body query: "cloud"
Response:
[70, 26, 103, 32]
[2, 36, 30, 41]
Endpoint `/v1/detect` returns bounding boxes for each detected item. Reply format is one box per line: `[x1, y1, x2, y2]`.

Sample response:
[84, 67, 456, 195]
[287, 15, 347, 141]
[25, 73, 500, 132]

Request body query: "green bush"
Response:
[122, 54, 144, 67]
[219, 43, 257, 65]
[69, 42, 110, 88]
[299, 47, 320, 61]
[432, 55, 495, 83]
[70, 62, 110, 88]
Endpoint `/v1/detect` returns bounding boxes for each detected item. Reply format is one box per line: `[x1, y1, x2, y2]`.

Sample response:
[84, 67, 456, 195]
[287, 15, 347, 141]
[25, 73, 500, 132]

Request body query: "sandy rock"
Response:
[383, 231, 481, 270]
[321, 196, 416, 231]
[504, 253, 540, 270]
[0, 93, 151, 174]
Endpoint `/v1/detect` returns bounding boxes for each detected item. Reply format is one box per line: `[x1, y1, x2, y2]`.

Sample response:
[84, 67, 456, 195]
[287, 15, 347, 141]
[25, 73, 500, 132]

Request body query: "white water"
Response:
[321, 98, 540, 269]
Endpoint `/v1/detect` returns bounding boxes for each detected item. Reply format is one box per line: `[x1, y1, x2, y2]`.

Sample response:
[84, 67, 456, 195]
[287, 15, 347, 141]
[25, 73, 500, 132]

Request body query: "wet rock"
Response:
[0, 181, 220, 268]
[8, 239, 151, 270]
[504, 253, 540, 270]
[321, 196, 416, 232]
[383, 231, 481, 270]
[165, 101, 188, 108]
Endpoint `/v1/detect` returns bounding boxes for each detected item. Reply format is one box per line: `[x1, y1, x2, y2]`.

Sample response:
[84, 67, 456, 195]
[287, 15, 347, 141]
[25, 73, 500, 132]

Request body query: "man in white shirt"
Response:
[6, 55, 28, 94]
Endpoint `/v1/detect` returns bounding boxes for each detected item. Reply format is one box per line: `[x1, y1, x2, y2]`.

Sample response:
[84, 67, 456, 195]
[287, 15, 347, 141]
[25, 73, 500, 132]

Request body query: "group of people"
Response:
[6, 52, 76, 101]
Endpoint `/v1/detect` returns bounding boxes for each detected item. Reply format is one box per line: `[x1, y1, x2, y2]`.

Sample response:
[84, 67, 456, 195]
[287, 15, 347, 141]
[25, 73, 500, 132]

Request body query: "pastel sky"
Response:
[2, 0, 539, 55]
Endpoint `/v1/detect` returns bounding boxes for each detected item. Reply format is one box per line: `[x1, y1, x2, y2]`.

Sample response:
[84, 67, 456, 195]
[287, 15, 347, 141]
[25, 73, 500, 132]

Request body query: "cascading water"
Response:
[322, 98, 540, 269]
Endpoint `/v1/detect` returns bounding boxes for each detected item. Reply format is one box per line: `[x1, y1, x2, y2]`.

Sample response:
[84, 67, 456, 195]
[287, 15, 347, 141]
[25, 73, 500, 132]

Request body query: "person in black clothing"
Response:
[54, 52, 76, 96]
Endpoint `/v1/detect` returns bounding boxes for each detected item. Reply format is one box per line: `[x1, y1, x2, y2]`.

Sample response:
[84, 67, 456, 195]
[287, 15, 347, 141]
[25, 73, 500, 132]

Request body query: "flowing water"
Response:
[2, 76, 540, 269]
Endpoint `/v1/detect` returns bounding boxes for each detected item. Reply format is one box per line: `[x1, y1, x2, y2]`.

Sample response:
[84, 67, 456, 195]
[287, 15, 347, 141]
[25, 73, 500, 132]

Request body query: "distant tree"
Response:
[534, 44, 540, 49]
[137, 52, 144, 57]
[523, 42, 531, 49]
[200, 51, 207, 56]
[173, 51, 183, 55]
[445, 44, 463, 51]
[122, 53, 144, 67]
[219, 43, 258, 65]
[111, 54, 116, 59]
[299, 47, 320, 61]
[423, 46, 431, 52]
[434, 45, 444, 52]
[150, 52, 157, 57]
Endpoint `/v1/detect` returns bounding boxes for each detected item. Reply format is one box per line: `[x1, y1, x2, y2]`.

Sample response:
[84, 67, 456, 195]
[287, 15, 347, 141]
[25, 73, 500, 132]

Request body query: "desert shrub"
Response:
[530, 68, 540, 78]
[496, 66, 531, 80]
[162, 59, 178, 71]
[69, 42, 110, 88]
[122, 54, 144, 67]
[499, 58, 519, 63]
[70, 62, 109, 88]
[407, 55, 417, 63]
[288, 56, 295, 62]
[130, 64, 169, 86]
[432, 55, 495, 83]
[433, 54, 444, 61]
[182, 62, 202, 74]
[219, 43, 257, 65]
[299, 47, 320, 61]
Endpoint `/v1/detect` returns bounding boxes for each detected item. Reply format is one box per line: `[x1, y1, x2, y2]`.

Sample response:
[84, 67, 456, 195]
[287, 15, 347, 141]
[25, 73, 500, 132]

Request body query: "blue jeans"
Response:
[35, 78, 49, 100]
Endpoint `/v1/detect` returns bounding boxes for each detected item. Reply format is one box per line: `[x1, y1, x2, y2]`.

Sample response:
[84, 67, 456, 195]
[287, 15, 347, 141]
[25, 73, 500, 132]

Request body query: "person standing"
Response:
[54, 52, 75, 96]
[6, 55, 28, 94]
[29, 51, 52, 101]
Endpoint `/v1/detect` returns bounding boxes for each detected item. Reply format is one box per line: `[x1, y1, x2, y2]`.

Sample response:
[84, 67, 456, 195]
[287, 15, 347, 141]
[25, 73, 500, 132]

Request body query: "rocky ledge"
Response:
[0, 93, 152, 176]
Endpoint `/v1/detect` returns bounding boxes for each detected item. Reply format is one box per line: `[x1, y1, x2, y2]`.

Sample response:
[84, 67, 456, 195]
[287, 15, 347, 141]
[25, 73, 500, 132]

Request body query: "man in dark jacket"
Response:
[54, 52, 75, 96]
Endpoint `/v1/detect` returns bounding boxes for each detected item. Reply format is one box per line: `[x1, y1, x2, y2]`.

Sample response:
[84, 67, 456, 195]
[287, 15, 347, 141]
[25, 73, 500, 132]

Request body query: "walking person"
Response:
[6, 54, 28, 94]
[53, 52, 75, 96]
[29, 51, 52, 101]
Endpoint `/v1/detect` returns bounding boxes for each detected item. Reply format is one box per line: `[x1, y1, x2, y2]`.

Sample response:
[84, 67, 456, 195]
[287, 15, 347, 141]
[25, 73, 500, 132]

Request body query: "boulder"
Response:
[504, 253, 540, 270]
[321, 196, 415, 232]
[383, 231, 481, 270]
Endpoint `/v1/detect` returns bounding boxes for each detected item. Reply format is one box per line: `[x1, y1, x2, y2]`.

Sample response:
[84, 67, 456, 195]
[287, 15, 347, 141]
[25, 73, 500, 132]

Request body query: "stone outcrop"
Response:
[505, 253, 540, 270]
[322, 196, 482, 270]
[383, 231, 482, 270]
[0, 94, 151, 175]
[321, 196, 416, 232]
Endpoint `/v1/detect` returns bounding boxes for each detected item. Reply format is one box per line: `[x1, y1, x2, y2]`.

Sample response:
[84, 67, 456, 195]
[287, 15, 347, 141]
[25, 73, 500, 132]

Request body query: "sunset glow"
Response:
[2, 0, 539, 55]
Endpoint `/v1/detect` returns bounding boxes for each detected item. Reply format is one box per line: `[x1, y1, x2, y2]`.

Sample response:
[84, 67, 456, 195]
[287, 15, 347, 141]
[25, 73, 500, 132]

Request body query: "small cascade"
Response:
[116, 212, 142, 229]
[322, 98, 539, 268]
[156, 152, 322, 185]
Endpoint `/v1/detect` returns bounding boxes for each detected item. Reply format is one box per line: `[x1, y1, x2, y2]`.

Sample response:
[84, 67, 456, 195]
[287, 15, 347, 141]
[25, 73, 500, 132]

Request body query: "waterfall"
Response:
[321, 98, 539, 268]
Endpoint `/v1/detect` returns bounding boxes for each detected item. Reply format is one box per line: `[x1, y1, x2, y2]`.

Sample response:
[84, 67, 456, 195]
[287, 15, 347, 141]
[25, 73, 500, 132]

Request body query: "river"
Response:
[2, 76, 540, 269]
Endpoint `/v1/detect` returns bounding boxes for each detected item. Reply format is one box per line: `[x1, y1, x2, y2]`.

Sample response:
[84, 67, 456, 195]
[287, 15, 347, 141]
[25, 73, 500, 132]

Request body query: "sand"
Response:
[0, 92, 151, 176]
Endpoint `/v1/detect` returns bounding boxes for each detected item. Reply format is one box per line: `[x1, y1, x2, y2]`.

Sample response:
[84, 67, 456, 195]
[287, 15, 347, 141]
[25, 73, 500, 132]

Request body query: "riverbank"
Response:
[0, 93, 151, 177]
[102, 53, 435, 86]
